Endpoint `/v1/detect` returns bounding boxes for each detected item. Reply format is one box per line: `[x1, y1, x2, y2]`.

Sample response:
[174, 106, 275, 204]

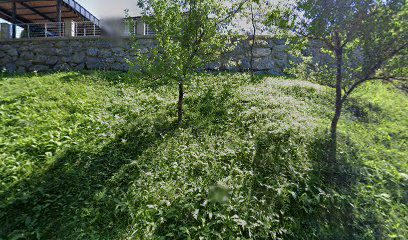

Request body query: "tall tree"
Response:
[132, 0, 248, 126]
[267, 0, 407, 170]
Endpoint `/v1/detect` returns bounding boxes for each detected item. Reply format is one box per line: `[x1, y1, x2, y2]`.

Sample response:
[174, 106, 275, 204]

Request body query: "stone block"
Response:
[6, 48, 18, 57]
[136, 38, 153, 46]
[249, 39, 270, 48]
[86, 57, 103, 69]
[55, 47, 73, 56]
[111, 63, 128, 71]
[17, 66, 27, 73]
[112, 47, 123, 53]
[20, 51, 34, 59]
[104, 58, 115, 63]
[239, 59, 251, 70]
[95, 41, 112, 48]
[272, 39, 286, 45]
[267, 68, 285, 76]
[53, 63, 70, 71]
[252, 48, 272, 58]
[253, 58, 275, 70]
[5, 63, 17, 73]
[33, 47, 48, 54]
[33, 54, 47, 63]
[30, 64, 49, 72]
[70, 41, 82, 48]
[72, 63, 85, 71]
[72, 52, 85, 63]
[114, 56, 126, 63]
[55, 41, 68, 48]
[0, 57, 8, 66]
[46, 56, 59, 65]
[16, 59, 32, 68]
[87, 48, 98, 57]
[272, 50, 289, 61]
[273, 44, 288, 52]
[0, 45, 12, 51]
[98, 50, 112, 58]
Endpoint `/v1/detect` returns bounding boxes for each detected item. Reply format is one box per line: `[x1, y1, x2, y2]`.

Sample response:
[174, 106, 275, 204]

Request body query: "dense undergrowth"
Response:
[0, 72, 406, 239]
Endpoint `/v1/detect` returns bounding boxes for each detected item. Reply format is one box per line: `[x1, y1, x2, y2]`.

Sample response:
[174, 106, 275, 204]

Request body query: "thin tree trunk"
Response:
[329, 33, 344, 169]
[249, 3, 256, 75]
[177, 79, 184, 127]
[329, 104, 342, 164]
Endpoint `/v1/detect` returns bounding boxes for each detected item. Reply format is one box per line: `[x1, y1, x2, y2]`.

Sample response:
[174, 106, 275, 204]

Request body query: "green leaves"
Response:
[0, 72, 406, 239]
[268, 0, 407, 93]
[131, 0, 236, 81]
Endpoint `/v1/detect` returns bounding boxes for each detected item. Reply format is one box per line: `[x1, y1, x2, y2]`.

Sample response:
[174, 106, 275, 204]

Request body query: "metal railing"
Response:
[1, 18, 267, 40]
[16, 22, 65, 38]
[2, 19, 156, 39]
[144, 24, 155, 35]
[74, 21, 101, 37]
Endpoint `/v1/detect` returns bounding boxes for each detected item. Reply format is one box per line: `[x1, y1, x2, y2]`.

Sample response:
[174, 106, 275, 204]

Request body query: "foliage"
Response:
[265, 0, 407, 164]
[134, 0, 236, 79]
[0, 72, 406, 239]
[130, 0, 242, 125]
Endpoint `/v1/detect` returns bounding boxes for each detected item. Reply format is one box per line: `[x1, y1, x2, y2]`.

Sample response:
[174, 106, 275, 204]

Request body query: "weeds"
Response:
[0, 72, 406, 239]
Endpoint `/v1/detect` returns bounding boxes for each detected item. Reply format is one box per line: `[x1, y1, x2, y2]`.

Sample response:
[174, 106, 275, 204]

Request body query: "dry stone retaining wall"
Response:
[0, 36, 295, 75]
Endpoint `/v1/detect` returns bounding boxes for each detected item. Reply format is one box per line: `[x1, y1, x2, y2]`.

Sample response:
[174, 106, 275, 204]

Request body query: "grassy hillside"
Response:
[0, 72, 407, 239]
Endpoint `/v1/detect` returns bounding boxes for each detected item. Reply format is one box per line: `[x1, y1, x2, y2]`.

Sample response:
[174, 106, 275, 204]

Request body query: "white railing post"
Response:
[45, 23, 47, 37]
[136, 20, 145, 35]
[27, 24, 30, 38]
[0, 23, 11, 39]
[64, 20, 74, 37]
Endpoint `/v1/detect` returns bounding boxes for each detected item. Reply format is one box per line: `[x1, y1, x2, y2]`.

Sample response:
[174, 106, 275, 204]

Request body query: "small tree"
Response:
[132, 0, 247, 126]
[267, 0, 407, 169]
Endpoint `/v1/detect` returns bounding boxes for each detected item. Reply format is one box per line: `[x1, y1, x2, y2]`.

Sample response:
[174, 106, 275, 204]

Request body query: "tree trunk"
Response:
[329, 97, 343, 165]
[177, 79, 184, 127]
[329, 33, 344, 170]
[249, 3, 256, 75]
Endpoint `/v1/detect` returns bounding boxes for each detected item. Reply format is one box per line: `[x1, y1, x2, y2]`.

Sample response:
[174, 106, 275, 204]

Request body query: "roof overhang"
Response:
[0, 0, 99, 25]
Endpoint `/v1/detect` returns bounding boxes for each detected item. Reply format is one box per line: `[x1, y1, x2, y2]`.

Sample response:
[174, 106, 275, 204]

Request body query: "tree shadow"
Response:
[2, 72, 368, 239]
[251, 128, 363, 239]
[58, 71, 134, 85]
[0, 74, 241, 239]
[345, 98, 383, 123]
[183, 81, 249, 136]
[0, 118, 177, 239]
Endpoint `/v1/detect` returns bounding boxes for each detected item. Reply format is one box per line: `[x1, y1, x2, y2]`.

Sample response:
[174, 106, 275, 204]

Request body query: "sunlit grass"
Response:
[0, 72, 406, 239]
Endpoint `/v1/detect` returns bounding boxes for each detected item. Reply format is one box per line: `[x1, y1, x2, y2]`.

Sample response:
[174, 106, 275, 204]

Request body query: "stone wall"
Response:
[0, 36, 294, 75]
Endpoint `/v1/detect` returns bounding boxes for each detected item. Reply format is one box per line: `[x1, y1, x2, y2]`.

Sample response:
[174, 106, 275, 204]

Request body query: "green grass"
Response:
[0, 72, 406, 239]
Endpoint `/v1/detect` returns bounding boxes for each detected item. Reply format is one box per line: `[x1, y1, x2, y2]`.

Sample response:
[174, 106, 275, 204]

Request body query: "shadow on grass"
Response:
[345, 97, 383, 124]
[0, 72, 366, 239]
[0, 118, 177, 239]
[57, 71, 132, 84]
[251, 128, 363, 239]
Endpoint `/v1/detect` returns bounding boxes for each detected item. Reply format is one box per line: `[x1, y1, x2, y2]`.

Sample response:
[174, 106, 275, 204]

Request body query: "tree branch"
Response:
[218, 0, 251, 25]
[341, 46, 407, 103]
[341, 8, 379, 48]
[293, 29, 335, 51]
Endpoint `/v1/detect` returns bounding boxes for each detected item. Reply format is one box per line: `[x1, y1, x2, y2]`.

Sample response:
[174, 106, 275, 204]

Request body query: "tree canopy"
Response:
[266, 0, 407, 166]
[132, 0, 246, 125]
